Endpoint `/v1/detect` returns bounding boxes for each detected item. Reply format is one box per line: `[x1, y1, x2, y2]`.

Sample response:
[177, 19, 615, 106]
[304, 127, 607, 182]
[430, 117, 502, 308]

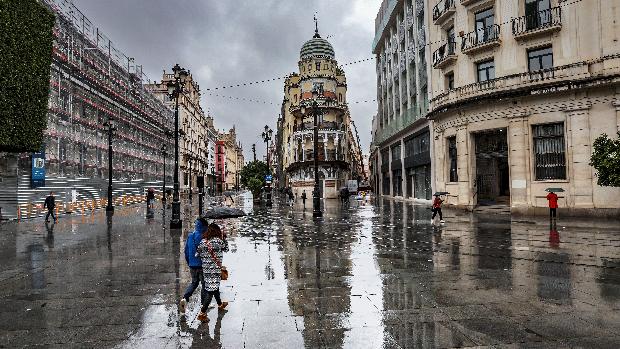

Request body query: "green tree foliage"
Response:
[590, 132, 620, 187]
[239, 161, 269, 196]
[0, 0, 55, 152]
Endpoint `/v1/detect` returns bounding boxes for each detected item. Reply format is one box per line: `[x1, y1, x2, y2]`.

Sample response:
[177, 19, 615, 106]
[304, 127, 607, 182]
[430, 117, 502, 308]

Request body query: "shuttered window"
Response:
[448, 136, 458, 182]
[533, 123, 566, 180]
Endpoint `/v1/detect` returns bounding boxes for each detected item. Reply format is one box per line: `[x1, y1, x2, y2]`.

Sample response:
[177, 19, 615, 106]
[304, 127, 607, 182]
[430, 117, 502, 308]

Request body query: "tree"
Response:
[239, 161, 269, 197]
[590, 132, 620, 187]
[0, 0, 55, 152]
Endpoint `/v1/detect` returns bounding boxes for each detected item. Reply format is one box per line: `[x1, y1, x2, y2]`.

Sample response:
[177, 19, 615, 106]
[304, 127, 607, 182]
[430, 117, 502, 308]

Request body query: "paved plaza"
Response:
[0, 196, 619, 348]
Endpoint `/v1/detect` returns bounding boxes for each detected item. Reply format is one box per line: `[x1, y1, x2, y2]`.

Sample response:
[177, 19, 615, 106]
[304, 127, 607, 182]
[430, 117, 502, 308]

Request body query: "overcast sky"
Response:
[75, 0, 381, 160]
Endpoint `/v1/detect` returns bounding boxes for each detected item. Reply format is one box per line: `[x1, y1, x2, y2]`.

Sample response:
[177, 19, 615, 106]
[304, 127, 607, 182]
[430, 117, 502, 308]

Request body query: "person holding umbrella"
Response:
[431, 192, 448, 224]
[545, 188, 563, 219]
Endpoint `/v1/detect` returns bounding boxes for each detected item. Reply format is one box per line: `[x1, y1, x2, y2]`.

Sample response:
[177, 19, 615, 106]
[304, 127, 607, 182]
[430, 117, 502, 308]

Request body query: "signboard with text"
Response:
[31, 149, 46, 188]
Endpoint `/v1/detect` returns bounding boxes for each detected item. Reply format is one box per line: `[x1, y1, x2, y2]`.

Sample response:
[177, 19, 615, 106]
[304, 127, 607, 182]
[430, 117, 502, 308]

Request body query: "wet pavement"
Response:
[1, 194, 620, 348]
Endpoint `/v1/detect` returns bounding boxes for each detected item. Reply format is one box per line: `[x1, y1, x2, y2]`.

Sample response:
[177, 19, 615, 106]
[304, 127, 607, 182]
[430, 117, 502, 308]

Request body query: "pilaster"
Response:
[455, 119, 472, 207]
[507, 111, 530, 208]
[565, 102, 594, 208]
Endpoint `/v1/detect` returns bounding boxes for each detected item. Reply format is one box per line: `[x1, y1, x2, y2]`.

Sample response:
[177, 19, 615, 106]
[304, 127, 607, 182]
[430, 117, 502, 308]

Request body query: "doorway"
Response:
[474, 128, 509, 205]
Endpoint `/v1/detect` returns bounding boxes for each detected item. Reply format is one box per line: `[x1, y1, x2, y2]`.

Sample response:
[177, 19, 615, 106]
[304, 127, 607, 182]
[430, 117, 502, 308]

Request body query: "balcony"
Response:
[461, 24, 500, 54]
[428, 57, 620, 113]
[460, 0, 481, 5]
[432, 0, 455, 25]
[293, 121, 344, 133]
[432, 41, 457, 69]
[512, 7, 562, 40]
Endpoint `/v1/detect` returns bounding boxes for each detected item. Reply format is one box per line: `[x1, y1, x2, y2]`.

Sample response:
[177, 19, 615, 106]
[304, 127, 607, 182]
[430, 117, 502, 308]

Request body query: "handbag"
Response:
[206, 241, 228, 281]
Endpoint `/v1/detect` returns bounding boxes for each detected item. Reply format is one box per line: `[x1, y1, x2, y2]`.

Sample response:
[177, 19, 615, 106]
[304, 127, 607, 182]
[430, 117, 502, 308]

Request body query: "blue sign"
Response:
[265, 175, 273, 182]
[31, 150, 46, 188]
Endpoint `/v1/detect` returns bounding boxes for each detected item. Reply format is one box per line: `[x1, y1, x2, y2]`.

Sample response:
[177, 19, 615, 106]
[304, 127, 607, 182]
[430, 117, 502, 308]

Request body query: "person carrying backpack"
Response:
[179, 217, 208, 314]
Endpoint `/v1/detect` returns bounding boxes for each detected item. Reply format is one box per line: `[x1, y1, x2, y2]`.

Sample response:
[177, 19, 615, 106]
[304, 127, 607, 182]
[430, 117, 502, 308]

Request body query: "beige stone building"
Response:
[147, 72, 215, 195]
[277, 26, 364, 199]
[216, 127, 243, 192]
[427, 0, 620, 215]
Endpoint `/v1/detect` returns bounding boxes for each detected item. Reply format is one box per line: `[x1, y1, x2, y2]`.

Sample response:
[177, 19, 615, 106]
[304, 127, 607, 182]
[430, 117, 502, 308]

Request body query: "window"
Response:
[447, 26, 455, 43]
[528, 46, 553, 72]
[525, 0, 551, 29]
[446, 72, 454, 90]
[391, 144, 401, 162]
[404, 137, 415, 157]
[316, 62, 321, 71]
[533, 123, 566, 180]
[477, 60, 495, 82]
[475, 8, 495, 43]
[448, 136, 458, 182]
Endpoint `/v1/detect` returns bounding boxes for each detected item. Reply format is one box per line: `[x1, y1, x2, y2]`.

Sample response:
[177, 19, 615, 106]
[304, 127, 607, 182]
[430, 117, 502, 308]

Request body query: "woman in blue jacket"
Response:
[179, 218, 208, 314]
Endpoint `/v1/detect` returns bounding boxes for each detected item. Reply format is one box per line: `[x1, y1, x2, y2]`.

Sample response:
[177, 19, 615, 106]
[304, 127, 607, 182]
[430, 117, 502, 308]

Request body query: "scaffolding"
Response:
[0, 0, 175, 219]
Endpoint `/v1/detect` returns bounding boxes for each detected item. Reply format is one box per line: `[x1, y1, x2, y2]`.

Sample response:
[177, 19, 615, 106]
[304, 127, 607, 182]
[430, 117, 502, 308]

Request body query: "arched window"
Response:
[294, 94, 297, 103]
[316, 62, 321, 70]
[338, 93, 342, 102]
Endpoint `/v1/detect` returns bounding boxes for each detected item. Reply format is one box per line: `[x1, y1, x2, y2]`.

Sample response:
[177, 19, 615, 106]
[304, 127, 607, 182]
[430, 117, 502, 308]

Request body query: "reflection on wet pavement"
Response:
[0, 194, 619, 348]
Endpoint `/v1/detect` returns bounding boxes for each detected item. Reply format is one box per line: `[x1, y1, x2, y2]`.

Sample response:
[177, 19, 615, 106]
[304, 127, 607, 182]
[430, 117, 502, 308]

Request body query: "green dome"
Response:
[300, 33, 335, 60]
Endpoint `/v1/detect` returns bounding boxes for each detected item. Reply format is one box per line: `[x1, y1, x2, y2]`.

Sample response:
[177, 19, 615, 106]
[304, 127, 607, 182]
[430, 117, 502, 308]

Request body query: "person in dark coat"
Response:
[44, 191, 57, 223]
[180, 218, 208, 314]
[301, 191, 307, 209]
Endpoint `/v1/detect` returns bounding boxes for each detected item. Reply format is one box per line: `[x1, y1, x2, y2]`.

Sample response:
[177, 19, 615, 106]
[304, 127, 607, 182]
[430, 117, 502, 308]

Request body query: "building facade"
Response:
[216, 127, 243, 192]
[0, 0, 173, 219]
[426, 0, 620, 215]
[277, 26, 364, 199]
[370, 0, 434, 202]
[147, 72, 213, 196]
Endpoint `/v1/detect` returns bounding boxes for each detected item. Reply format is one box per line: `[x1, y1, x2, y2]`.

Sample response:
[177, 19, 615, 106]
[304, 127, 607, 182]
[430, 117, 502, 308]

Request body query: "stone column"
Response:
[613, 99, 620, 132]
[565, 102, 594, 208]
[455, 120, 472, 208]
[507, 112, 530, 208]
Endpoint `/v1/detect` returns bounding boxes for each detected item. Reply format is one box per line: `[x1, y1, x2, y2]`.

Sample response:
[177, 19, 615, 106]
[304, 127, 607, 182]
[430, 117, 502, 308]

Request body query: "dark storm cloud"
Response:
[75, 0, 380, 158]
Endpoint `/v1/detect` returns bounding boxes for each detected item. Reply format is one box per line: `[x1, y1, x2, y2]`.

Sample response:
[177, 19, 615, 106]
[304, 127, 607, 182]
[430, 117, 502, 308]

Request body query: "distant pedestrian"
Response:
[196, 223, 229, 322]
[431, 194, 444, 223]
[44, 191, 57, 223]
[288, 188, 294, 206]
[546, 191, 559, 219]
[301, 191, 307, 209]
[146, 188, 155, 209]
[179, 217, 208, 314]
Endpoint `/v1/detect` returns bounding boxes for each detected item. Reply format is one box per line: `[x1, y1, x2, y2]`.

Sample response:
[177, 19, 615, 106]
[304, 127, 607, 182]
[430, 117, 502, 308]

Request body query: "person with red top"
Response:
[431, 194, 444, 223]
[546, 191, 559, 219]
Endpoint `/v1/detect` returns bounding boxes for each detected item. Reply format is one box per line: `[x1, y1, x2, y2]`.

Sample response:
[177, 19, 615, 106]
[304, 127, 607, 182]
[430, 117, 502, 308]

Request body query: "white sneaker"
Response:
[430, 219, 434, 224]
[440, 220, 445, 223]
[179, 298, 186, 313]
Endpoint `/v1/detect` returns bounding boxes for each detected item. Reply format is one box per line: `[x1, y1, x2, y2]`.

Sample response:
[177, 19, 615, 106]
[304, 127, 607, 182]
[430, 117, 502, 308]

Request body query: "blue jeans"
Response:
[183, 267, 205, 302]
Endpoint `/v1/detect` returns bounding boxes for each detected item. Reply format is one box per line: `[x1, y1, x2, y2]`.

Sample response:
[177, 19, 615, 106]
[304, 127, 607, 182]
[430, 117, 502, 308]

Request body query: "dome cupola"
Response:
[299, 17, 335, 60]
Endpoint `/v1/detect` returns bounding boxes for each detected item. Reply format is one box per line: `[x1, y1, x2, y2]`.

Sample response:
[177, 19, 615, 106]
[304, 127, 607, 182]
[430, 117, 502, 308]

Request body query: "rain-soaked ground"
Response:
[1, 193, 620, 348]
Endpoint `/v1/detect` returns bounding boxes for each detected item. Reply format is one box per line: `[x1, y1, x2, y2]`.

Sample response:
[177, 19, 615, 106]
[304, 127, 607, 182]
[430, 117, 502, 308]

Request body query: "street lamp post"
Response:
[103, 117, 116, 214]
[161, 143, 168, 204]
[301, 90, 323, 217]
[261, 125, 273, 207]
[167, 64, 188, 229]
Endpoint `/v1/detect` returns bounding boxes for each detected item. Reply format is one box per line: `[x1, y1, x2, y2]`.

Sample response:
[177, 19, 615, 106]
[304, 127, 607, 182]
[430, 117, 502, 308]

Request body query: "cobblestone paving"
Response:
[0, 195, 619, 348]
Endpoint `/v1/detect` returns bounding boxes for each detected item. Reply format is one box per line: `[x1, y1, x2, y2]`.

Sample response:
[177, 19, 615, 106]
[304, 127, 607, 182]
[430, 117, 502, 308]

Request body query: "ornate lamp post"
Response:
[167, 64, 188, 229]
[261, 125, 273, 206]
[103, 116, 116, 214]
[301, 89, 323, 217]
[161, 143, 168, 204]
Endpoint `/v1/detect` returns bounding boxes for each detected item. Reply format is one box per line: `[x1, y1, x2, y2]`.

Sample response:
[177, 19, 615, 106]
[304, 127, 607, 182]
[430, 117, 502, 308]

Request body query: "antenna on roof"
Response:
[314, 13, 320, 38]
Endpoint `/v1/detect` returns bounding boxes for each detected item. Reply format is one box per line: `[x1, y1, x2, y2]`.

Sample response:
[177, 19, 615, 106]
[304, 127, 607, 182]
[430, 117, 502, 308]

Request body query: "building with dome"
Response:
[275, 24, 364, 199]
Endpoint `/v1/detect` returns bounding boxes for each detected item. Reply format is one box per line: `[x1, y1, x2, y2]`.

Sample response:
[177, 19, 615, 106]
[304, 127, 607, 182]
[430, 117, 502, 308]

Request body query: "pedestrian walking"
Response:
[179, 217, 208, 314]
[288, 188, 294, 206]
[146, 188, 155, 209]
[44, 191, 57, 223]
[546, 191, 559, 219]
[301, 191, 307, 209]
[196, 223, 229, 322]
[431, 194, 444, 224]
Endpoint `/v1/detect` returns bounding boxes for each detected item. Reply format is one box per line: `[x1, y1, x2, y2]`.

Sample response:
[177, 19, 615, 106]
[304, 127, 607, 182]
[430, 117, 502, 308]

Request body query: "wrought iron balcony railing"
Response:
[512, 7, 561, 38]
[432, 0, 455, 23]
[432, 41, 457, 68]
[461, 24, 500, 53]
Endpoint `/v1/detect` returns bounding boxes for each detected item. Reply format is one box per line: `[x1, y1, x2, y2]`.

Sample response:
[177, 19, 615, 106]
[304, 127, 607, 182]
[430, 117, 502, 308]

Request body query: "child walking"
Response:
[196, 223, 229, 322]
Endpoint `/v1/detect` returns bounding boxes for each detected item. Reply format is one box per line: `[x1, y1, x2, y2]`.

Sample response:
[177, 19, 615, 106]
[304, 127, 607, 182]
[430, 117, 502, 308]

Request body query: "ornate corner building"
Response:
[426, 0, 620, 215]
[277, 27, 364, 199]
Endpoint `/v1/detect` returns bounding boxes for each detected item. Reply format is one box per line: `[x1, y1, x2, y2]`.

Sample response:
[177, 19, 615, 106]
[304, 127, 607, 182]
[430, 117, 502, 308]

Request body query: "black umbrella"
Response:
[433, 192, 449, 196]
[545, 188, 565, 193]
[223, 191, 235, 197]
[202, 207, 245, 219]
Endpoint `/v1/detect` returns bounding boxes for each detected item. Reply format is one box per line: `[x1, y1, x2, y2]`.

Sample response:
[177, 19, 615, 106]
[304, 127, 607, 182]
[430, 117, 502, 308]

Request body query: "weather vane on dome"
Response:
[314, 13, 320, 38]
